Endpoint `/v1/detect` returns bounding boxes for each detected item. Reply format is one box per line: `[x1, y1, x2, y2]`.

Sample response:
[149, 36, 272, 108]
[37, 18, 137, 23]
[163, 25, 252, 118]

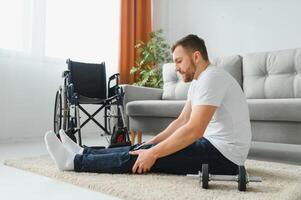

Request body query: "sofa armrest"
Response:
[121, 84, 163, 128]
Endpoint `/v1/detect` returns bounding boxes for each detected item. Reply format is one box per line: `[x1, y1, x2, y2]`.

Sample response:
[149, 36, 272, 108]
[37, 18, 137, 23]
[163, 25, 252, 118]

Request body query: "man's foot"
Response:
[44, 131, 75, 171]
[59, 129, 84, 154]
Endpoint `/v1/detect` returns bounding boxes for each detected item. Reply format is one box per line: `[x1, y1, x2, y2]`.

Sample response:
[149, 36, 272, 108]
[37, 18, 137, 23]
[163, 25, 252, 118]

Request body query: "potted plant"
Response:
[130, 29, 172, 88]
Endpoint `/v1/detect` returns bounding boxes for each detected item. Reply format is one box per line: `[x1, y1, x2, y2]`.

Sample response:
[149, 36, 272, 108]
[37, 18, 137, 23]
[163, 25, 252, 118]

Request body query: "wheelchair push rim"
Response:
[54, 90, 62, 134]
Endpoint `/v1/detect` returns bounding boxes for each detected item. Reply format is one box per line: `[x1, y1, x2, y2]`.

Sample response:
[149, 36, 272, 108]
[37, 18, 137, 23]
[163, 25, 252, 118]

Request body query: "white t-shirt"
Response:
[187, 64, 252, 165]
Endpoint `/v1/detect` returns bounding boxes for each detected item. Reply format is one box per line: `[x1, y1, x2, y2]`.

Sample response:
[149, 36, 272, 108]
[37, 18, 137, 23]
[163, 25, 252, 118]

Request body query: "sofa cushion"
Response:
[247, 98, 301, 122]
[126, 100, 186, 117]
[211, 55, 243, 87]
[162, 55, 242, 100]
[162, 63, 191, 100]
[243, 48, 301, 99]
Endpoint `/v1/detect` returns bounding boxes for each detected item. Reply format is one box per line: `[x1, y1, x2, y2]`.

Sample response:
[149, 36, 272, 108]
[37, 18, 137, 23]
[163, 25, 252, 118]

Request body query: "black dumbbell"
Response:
[187, 164, 262, 191]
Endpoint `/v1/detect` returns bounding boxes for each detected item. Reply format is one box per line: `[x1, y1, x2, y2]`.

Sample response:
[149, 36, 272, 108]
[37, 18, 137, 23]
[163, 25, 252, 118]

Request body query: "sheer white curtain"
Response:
[0, 0, 120, 72]
[0, 0, 120, 140]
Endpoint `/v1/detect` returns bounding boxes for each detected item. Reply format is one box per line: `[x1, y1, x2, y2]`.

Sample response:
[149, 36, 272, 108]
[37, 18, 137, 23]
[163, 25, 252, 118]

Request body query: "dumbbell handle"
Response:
[247, 176, 262, 182]
[210, 175, 238, 181]
[210, 175, 261, 182]
[187, 174, 262, 182]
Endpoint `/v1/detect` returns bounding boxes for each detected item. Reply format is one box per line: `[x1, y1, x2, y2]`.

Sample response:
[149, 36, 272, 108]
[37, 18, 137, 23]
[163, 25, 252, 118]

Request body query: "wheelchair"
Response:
[53, 59, 131, 148]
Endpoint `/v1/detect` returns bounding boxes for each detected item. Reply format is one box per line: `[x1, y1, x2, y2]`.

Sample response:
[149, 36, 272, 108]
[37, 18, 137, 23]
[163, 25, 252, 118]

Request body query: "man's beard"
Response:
[182, 62, 197, 82]
[183, 73, 194, 82]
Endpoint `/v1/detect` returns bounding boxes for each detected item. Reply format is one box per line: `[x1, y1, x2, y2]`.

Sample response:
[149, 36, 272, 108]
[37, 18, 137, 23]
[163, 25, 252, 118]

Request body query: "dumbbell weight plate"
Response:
[201, 164, 209, 189]
[238, 166, 247, 191]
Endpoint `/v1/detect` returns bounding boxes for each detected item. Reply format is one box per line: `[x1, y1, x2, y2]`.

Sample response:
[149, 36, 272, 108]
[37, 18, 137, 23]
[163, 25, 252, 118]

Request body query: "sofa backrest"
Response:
[243, 48, 301, 99]
[162, 55, 243, 100]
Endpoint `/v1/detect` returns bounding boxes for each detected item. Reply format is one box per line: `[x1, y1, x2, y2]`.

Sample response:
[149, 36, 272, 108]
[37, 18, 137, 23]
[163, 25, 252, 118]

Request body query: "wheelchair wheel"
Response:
[62, 88, 70, 131]
[54, 90, 62, 134]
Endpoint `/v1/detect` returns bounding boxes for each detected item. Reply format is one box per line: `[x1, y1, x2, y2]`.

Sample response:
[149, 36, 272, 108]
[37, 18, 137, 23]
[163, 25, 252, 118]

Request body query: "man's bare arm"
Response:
[149, 105, 217, 159]
[147, 101, 192, 144]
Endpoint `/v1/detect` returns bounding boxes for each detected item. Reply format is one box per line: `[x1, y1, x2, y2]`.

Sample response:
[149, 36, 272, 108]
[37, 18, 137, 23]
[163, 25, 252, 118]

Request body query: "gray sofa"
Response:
[122, 48, 301, 145]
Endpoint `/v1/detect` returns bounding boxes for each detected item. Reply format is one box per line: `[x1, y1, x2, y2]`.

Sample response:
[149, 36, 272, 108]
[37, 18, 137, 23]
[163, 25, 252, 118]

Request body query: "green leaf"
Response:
[130, 67, 139, 74]
[132, 29, 171, 88]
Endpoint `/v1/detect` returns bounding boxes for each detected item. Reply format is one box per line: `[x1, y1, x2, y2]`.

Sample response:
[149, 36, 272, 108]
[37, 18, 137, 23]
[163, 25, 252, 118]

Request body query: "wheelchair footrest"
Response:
[82, 145, 106, 150]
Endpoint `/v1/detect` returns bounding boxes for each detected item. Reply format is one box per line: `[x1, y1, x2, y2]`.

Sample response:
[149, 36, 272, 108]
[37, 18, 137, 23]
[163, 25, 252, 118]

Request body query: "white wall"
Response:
[0, 56, 113, 142]
[153, 0, 301, 59]
[0, 56, 63, 141]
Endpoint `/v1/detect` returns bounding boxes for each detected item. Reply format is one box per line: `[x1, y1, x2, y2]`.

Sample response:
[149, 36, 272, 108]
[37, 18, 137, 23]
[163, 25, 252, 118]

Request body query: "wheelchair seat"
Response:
[77, 95, 105, 104]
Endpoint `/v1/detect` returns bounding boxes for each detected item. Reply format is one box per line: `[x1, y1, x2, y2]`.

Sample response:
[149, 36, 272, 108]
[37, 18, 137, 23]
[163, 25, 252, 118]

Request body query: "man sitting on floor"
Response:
[45, 34, 252, 175]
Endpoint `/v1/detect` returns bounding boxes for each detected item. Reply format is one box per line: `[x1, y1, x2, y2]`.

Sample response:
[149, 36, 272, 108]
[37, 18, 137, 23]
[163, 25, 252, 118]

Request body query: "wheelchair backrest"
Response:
[67, 59, 107, 99]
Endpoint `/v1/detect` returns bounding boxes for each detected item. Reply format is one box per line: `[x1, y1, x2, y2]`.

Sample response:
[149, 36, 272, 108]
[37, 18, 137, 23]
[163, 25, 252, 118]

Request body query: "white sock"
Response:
[44, 130, 75, 171]
[59, 129, 84, 154]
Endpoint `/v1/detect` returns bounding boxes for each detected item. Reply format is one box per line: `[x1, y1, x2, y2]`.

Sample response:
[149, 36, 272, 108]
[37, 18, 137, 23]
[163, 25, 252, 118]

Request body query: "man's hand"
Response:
[129, 149, 157, 174]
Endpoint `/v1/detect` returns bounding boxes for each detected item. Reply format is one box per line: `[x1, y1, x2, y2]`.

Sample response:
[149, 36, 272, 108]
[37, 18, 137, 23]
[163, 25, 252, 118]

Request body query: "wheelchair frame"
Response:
[53, 60, 130, 147]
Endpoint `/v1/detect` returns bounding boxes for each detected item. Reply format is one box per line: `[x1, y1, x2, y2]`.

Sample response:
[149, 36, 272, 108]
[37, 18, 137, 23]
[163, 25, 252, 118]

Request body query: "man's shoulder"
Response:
[197, 65, 229, 84]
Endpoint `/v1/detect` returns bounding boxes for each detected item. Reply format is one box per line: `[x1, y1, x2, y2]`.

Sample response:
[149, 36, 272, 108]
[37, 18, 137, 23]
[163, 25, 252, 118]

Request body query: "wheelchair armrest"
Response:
[109, 73, 120, 82]
[108, 73, 121, 98]
[62, 70, 70, 78]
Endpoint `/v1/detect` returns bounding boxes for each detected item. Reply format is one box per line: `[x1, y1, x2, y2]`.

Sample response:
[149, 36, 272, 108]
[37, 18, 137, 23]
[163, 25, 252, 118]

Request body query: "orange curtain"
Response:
[119, 0, 152, 84]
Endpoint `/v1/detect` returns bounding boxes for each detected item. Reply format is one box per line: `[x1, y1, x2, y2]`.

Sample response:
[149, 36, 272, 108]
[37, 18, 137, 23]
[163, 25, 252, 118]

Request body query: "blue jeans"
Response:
[74, 137, 238, 175]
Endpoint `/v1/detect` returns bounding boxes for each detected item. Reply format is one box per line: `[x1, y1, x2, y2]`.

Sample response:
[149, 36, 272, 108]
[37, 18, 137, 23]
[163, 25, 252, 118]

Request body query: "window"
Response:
[45, 0, 120, 66]
[0, 0, 26, 51]
[0, 0, 120, 75]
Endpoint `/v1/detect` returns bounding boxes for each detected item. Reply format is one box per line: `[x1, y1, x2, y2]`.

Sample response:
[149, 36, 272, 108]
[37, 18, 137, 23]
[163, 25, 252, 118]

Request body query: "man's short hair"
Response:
[171, 34, 209, 61]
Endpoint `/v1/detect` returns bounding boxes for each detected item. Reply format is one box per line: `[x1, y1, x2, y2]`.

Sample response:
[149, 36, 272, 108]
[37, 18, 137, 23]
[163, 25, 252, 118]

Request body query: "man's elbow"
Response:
[175, 118, 183, 127]
[187, 125, 204, 140]
[193, 129, 204, 140]
[177, 116, 189, 126]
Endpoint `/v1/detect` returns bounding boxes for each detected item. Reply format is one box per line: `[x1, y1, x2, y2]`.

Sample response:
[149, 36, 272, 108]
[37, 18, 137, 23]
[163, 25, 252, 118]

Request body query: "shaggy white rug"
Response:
[4, 155, 301, 200]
